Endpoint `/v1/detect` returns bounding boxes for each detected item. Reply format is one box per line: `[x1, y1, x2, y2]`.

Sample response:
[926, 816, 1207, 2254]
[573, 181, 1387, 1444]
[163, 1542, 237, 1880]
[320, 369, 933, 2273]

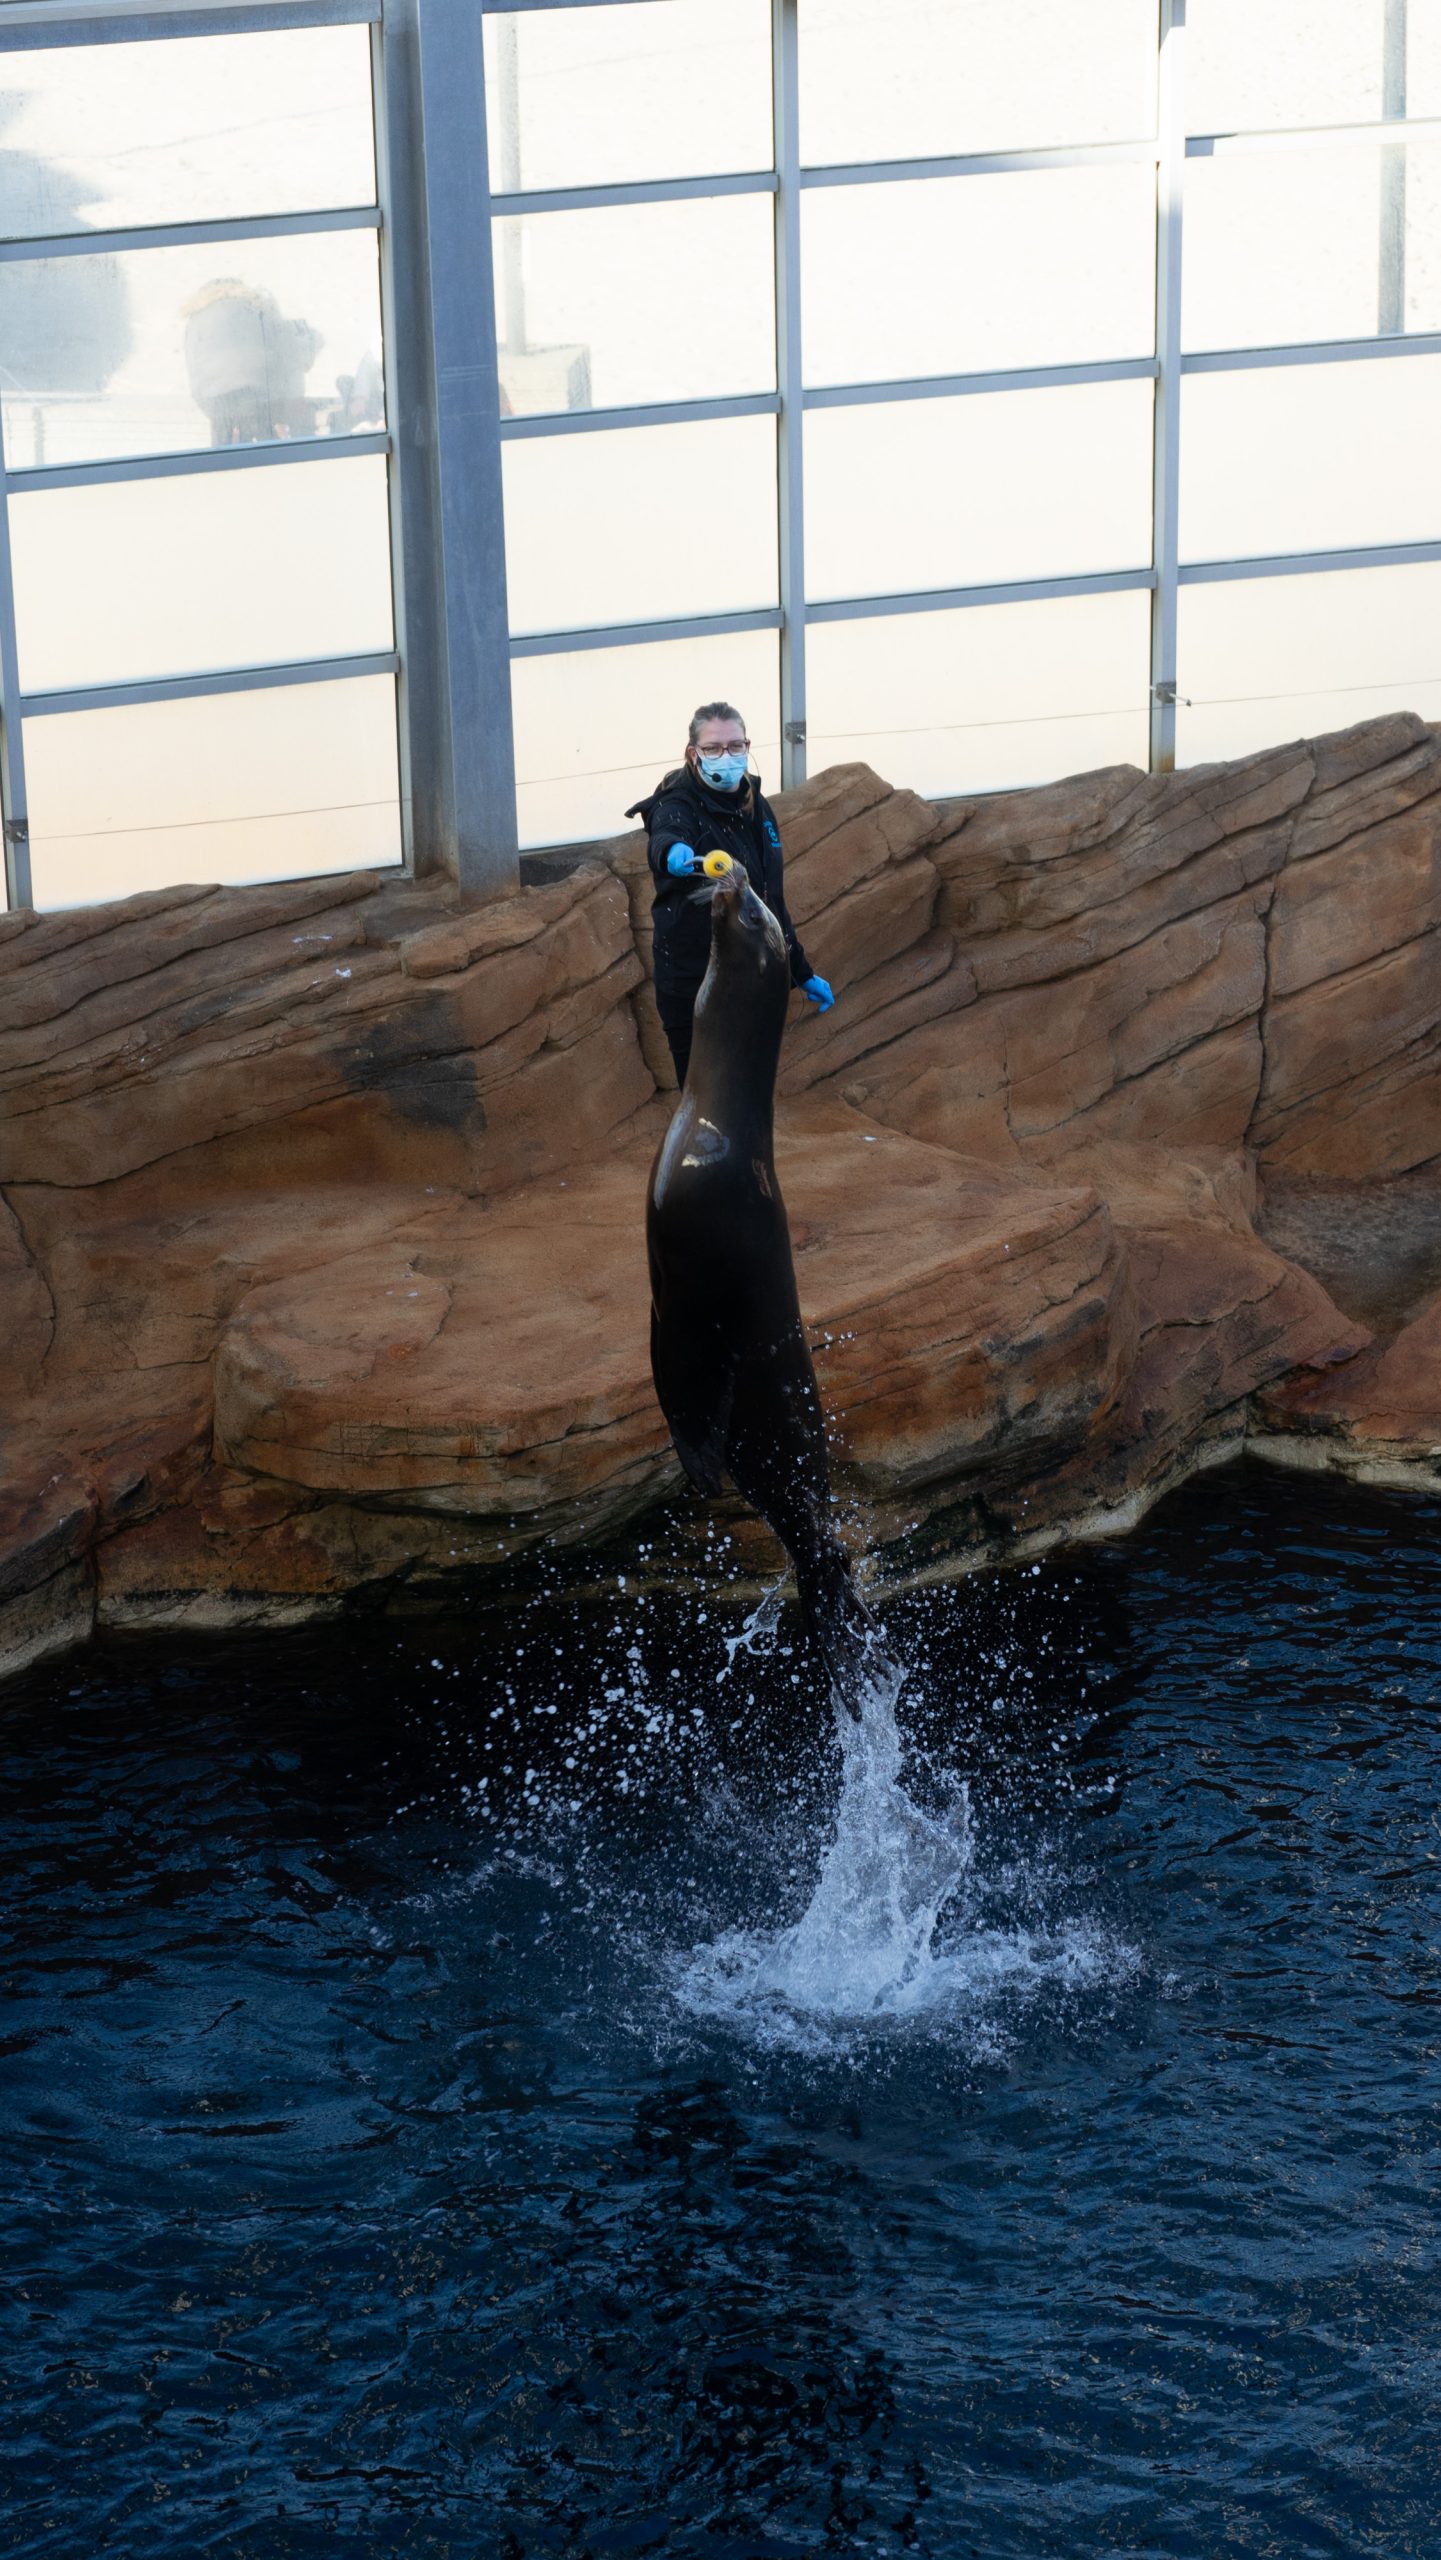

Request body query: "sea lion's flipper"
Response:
[649, 1304, 737, 1497]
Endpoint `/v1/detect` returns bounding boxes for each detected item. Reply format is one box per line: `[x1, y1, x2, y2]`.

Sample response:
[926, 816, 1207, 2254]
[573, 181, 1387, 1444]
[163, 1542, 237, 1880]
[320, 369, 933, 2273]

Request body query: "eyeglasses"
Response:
[696, 738, 750, 755]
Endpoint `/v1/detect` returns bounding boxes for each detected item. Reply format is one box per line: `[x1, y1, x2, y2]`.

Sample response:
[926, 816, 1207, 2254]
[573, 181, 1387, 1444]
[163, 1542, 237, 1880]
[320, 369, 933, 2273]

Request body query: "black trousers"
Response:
[656, 988, 697, 1090]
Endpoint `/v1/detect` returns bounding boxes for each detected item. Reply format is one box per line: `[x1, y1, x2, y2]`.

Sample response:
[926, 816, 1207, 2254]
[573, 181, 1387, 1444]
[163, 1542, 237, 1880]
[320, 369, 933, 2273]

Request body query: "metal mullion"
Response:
[1381, 0, 1408, 335]
[21, 650, 399, 718]
[806, 569, 1155, 625]
[511, 608, 783, 659]
[773, 0, 806, 788]
[370, 10, 412, 877]
[501, 393, 780, 441]
[1149, 0, 1185, 774]
[1186, 114, 1441, 155]
[0, 0, 376, 47]
[11, 433, 389, 494]
[801, 140, 1159, 188]
[0, 451, 31, 908]
[480, 0, 678, 11]
[507, 563, 1159, 653]
[1179, 540, 1441, 585]
[1183, 330, 1441, 373]
[489, 170, 777, 217]
[0, 206, 380, 265]
[805, 357, 1158, 410]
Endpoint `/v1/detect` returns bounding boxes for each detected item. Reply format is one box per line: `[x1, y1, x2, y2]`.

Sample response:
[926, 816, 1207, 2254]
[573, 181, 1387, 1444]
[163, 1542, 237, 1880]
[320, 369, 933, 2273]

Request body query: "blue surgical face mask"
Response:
[697, 749, 749, 791]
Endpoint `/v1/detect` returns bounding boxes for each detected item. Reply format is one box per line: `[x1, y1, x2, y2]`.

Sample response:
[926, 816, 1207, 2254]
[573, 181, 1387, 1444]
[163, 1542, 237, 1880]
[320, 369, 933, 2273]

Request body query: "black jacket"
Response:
[627, 765, 813, 1004]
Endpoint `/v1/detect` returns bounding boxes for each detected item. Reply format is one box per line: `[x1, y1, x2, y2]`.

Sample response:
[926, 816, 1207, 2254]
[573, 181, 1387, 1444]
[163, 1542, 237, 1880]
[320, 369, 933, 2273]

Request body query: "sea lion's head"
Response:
[701, 860, 788, 971]
[689, 862, 792, 1077]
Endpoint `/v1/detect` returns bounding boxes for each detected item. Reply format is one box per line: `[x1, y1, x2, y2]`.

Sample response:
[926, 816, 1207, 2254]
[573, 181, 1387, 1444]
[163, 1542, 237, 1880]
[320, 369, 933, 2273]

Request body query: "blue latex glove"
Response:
[665, 843, 701, 877]
[802, 974, 835, 1012]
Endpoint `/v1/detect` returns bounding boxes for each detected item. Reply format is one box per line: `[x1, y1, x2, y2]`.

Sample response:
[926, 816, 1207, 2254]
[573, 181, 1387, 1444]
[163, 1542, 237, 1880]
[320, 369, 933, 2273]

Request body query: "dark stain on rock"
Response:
[335, 998, 484, 1130]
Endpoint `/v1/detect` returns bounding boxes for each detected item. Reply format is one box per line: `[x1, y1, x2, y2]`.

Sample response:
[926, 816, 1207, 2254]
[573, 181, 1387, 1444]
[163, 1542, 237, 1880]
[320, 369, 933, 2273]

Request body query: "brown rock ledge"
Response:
[6, 711, 1441, 1678]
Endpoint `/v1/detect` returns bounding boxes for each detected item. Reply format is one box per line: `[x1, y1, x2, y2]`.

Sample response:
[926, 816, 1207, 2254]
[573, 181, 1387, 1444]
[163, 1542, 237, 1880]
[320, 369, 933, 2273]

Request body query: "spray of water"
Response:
[675, 1650, 970, 2024]
[719, 1579, 788, 1676]
[674, 1626, 1136, 2050]
[419, 1567, 1138, 2059]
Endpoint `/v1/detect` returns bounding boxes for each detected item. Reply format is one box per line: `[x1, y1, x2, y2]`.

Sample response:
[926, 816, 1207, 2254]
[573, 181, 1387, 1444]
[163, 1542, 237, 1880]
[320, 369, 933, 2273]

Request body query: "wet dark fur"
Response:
[645, 868, 881, 1713]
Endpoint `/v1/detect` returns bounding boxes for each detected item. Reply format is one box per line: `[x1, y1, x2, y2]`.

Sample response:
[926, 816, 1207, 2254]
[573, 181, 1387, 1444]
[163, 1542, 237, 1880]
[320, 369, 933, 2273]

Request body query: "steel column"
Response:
[1149, 0, 1186, 773]
[773, 0, 807, 788]
[394, 0, 517, 896]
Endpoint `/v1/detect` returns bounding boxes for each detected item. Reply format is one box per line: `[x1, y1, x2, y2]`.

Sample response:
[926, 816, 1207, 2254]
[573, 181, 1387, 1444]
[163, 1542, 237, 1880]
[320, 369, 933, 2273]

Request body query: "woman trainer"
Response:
[627, 701, 834, 1087]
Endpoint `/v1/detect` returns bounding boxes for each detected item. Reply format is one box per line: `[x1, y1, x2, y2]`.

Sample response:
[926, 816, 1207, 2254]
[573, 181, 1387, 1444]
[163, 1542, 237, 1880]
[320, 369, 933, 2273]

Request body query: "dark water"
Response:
[3, 1464, 1440, 2558]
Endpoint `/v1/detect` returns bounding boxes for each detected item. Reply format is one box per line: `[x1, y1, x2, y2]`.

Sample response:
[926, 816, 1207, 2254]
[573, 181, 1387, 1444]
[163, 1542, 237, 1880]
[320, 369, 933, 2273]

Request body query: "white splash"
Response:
[676, 1656, 970, 2027]
[674, 1652, 1137, 2050]
[719, 1578, 788, 1676]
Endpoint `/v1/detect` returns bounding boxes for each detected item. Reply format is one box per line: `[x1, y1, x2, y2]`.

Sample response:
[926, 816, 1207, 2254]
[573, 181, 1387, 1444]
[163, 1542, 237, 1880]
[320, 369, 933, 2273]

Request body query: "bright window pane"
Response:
[0, 28, 374, 238]
[803, 166, 1155, 385]
[804, 382, 1154, 601]
[1411, 6, 1441, 117]
[1183, 137, 1441, 349]
[24, 676, 401, 911]
[798, 0, 1157, 165]
[807, 590, 1151, 798]
[1176, 563, 1441, 766]
[512, 629, 780, 847]
[0, 232, 384, 471]
[1396, 139, 1441, 330]
[494, 196, 774, 417]
[1180, 356, 1441, 562]
[11, 456, 394, 693]
[502, 416, 778, 635]
[483, 0, 772, 193]
[1186, 0, 1386, 135]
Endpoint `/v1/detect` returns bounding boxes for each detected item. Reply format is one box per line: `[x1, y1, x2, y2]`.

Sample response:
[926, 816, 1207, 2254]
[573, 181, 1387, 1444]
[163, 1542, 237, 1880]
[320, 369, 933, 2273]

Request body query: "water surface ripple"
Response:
[3, 1466, 1439, 2557]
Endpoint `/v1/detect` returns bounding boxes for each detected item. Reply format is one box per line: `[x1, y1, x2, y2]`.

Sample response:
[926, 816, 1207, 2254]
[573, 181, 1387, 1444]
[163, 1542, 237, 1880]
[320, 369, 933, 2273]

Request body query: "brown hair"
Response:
[687, 700, 745, 748]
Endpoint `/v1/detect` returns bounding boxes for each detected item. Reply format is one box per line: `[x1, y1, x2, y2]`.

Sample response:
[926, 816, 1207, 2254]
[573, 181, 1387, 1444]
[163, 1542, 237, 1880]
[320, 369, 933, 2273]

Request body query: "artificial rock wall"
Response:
[6, 710, 1441, 1677]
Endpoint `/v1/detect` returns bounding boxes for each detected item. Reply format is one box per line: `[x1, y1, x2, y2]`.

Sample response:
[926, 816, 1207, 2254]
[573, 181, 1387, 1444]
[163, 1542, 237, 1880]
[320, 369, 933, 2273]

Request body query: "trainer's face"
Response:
[692, 718, 748, 765]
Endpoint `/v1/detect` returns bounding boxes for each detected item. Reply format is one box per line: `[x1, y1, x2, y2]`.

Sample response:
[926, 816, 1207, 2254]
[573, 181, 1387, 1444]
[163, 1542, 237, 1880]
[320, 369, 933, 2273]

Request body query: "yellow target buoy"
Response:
[701, 851, 735, 879]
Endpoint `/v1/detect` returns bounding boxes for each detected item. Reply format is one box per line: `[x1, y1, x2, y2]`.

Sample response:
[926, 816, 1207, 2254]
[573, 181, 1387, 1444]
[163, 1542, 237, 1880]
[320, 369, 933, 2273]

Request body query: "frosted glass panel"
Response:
[1411, 6, 1441, 117]
[805, 382, 1154, 601]
[0, 28, 374, 238]
[11, 456, 394, 692]
[1184, 138, 1441, 349]
[798, 0, 1157, 164]
[25, 676, 401, 911]
[1176, 564, 1441, 766]
[483, 0, 772, 192]
[1187, 0, 1386, 135]
[803, 167, 1154, 385]
[512, 629, 780, 848]
[1180, 358, 1441, 562]
[494, 196, 774, 417]
[503, 416, 778, 635]
[0, 233, 384, 471]
[807, 591, 1151, 798]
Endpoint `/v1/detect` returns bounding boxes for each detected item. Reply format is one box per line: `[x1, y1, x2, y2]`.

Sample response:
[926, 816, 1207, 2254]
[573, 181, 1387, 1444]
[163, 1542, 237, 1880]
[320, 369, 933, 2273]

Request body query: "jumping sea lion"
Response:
[645, 863, 884, 1715]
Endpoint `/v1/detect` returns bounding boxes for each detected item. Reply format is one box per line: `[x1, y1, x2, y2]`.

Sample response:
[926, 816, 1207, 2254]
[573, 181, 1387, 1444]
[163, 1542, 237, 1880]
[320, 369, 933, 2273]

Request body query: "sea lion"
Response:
[646, 863, 883, 1715]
